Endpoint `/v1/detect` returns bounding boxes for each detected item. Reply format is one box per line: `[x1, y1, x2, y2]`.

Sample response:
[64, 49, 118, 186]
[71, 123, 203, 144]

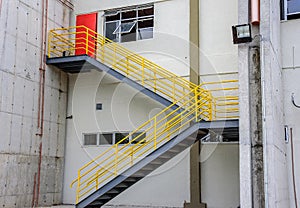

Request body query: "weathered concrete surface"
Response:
[0, 0, 70, 207]
[249, 46, 264, 207]
[239, 0, 290, 207]
[260, 0, 290, 206]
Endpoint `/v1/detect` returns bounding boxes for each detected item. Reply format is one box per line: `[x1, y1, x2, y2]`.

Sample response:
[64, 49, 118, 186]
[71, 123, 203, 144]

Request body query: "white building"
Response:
[0, 0, 299, 208]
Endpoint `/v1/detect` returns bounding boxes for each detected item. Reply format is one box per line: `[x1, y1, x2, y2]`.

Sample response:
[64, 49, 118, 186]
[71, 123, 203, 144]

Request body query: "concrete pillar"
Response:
[185, 0, 206, 208]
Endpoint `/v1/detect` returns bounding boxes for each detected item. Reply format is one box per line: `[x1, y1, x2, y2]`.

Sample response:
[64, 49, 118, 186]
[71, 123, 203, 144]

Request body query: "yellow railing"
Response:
[70, 87, 211, 203]
[47, 25, 239, 203]
[48, 26, 197, 109]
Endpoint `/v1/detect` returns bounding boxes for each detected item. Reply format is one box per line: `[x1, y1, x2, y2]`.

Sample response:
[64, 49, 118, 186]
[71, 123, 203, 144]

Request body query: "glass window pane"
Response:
[122, 10, 137, 19]
[138, 28, 153, 40]
[138, 19, 154, 28]
[106, 21, 119, 41]
[115, 133, 129, 144]
[114, 21, 136, 34]
[83, 134, 97, 145]
[138, 7, 154, 17]
[288, 0, 300, 14]
[104, 11, 120, 16]
[99, 134, 113, 145]
[131, 132, 146, 144]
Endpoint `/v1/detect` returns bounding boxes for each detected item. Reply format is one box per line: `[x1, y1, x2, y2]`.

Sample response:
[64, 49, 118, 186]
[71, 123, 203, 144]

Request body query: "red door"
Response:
[75, 13, 98, 56]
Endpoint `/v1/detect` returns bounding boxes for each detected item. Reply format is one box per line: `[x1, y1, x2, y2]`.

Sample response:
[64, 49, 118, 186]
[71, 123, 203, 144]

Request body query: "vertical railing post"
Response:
[85, 28, 89, 55]
[142, 59, 145, 86]
[172, 77, 175, 103]
[154, 71, 157, 93]
[208, 92, 213, 121]
[194, 88, 199, 122]
[130, 146, 134, 166]
[113, 43, 117, 67]
[154, 117, 157, 150]
[114, 144, 118, 176]
[101, 38, 105, 63]
[126, 57, 129, 76]
[76, 171, 81, 203]
[96, 171, 99, 190]
[47, 30, 52, 58]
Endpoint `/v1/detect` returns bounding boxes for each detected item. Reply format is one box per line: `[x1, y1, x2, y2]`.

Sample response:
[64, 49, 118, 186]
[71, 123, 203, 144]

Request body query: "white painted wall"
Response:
[281, 18, 300, 208]
[200, 0, 238, 76]
[62, 0, 240, 207]
[73, 0, 190, 78]
[62, 70, 191, 206]
[201, 143, 240, 208]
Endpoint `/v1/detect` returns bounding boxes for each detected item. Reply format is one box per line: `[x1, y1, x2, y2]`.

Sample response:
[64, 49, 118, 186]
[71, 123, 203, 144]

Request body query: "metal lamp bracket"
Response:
[291, 93, 300, 108]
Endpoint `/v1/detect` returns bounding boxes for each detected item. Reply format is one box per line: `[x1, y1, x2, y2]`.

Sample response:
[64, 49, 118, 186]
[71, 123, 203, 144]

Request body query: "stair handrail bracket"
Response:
[47, 26, 239, 204]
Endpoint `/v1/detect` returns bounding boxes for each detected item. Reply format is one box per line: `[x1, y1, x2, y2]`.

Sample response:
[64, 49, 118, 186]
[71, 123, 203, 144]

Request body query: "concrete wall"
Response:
[0, 0, 70, 206]
[260, 0, 290, 206]
[281, 18, 300, 208]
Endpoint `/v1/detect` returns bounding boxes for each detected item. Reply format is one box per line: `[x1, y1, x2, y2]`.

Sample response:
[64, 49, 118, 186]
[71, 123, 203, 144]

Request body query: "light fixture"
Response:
[232, 24, 252, 44]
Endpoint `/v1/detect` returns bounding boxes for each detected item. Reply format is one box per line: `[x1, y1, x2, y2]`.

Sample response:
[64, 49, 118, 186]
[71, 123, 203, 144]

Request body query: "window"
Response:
[104, 5, 154, 43]
[99, 133, 113, 145]
[83, 132, 146, 146]
[281, 0, 300, 20]
[83, 134, 98, 145]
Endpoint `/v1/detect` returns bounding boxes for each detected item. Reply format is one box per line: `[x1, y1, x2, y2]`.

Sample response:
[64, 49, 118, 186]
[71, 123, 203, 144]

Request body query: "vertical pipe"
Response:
[37, 0, 48, 136]
[251, 0, 260, 24]
[35, 142, 43, 206]
[290, 128, 299, 208]
[0, 0, 2, 16]
[31, 173, 37, 207]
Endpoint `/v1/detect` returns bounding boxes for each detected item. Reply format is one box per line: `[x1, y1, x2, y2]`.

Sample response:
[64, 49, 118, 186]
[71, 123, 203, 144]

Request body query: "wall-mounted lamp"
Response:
[232, 24, 252, 44]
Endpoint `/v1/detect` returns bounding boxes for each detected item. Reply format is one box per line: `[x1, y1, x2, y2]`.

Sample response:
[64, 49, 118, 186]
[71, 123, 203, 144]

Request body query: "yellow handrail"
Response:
[47, 25, 239, 203]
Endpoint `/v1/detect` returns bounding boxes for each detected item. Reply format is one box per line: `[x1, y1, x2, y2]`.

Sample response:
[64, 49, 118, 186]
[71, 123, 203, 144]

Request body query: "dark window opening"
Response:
[104, 4, 154, 43]
[99, 133, 113, 145]
[115, 133, 130, 144]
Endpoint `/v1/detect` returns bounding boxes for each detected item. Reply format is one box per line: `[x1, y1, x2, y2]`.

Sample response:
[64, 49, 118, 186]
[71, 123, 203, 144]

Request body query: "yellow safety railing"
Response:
[47, 25, 239, 202]
[201, 80, 239, 120]
[70, 87, 212, 203]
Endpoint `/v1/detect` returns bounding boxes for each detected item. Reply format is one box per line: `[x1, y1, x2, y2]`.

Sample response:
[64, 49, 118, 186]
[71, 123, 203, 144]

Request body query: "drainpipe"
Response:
[37, 0, 48, 137]
[33, 0, 48, 206]
[251, 0, 260, 24]
[0, 0, 2, 15]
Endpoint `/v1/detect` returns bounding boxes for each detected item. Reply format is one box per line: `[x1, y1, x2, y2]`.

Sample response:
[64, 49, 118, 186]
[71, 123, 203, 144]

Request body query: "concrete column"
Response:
[185, 0, 206, 208]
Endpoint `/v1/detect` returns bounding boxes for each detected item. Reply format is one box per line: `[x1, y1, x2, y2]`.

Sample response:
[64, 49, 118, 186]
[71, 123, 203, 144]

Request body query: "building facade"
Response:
[0, 0, 299, 208]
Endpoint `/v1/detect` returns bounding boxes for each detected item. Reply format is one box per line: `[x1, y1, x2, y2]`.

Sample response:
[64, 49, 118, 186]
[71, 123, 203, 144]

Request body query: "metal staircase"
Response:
[46, 26, 239, 208]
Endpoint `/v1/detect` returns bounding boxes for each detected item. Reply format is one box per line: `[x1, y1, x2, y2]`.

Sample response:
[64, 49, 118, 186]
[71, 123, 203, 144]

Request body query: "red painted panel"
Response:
[75, 13, 98, 56]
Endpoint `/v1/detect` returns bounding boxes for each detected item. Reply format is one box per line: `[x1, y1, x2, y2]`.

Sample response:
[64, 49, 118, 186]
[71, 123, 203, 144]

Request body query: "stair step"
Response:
[106, 189, 120, 194]
[141, 164, 160, 171]
[177, 142, 189, 147]
[169, 148, 182, 153]
[124, 177, 141, 182]
[149, 160, 164, 165]
[99, 195, 112, 200]
[159, 154, 172, 159]
[89, 200, 104, 206]
[116, 181, 134, 188]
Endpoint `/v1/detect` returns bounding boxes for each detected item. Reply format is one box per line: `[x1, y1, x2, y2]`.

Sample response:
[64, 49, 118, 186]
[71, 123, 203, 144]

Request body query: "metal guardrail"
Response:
[47, 25, 239, 203]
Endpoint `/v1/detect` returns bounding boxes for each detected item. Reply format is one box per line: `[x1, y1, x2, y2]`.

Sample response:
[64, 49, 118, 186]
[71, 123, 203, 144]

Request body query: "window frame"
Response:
[82, 131, 146, 146]
[281, 0, 300, 20]
[104, 4, 154, 43]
